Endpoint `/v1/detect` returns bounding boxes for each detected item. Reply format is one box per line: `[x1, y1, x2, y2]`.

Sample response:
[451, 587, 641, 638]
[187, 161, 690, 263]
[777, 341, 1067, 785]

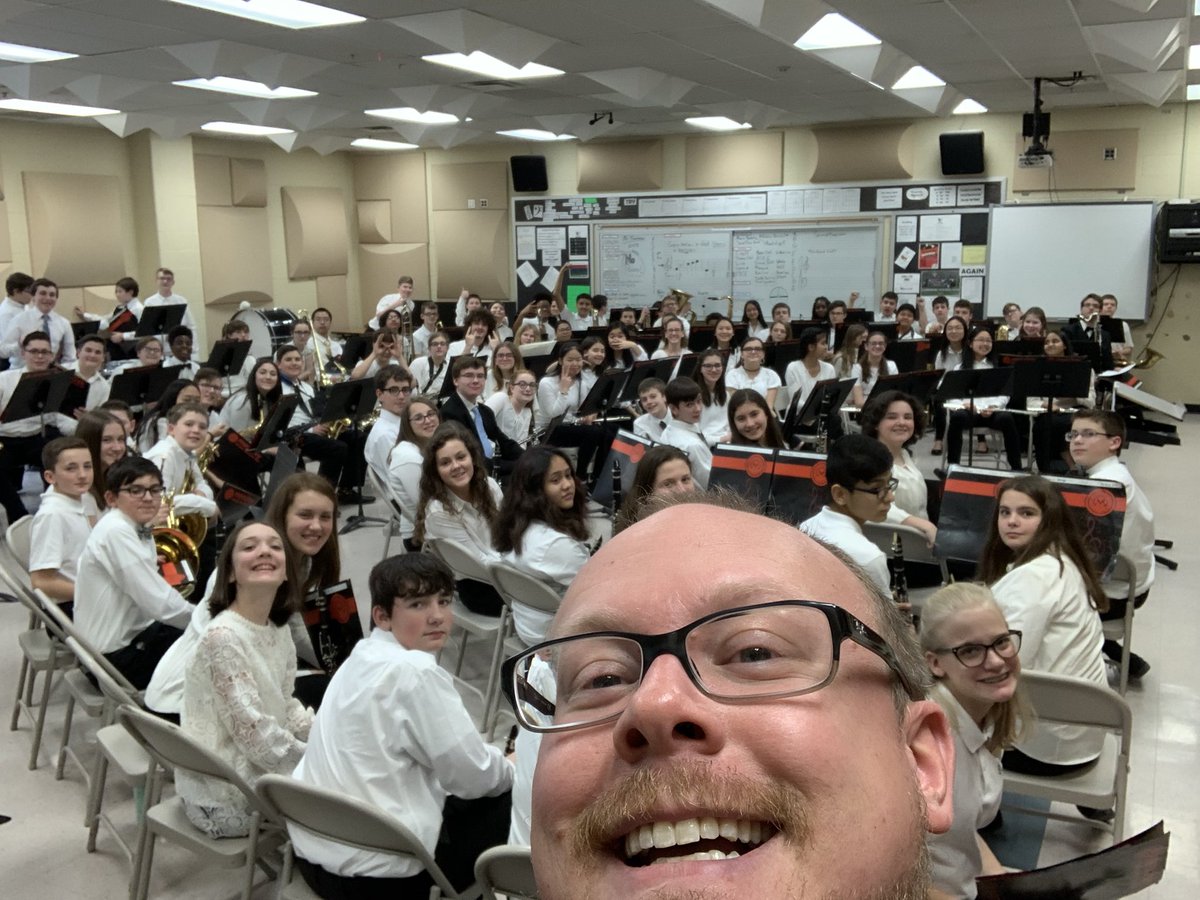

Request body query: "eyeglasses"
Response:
[934, 631, 1022, 668]
[502, 600, 921, 734]
[410, 411, 439, 424]
[513, 380, 537, 388]
[429, 341, 449, 348]
[1065, 430, 1113, 441]
[24, 347, 52, 356]
[700, 362, 724, 370]
[118, 484, 164, 499]
[851, 478, 899, 497]
[381, 386, 412, 396]
[742, 347, 764, 355]
[197, 382, 222, 392]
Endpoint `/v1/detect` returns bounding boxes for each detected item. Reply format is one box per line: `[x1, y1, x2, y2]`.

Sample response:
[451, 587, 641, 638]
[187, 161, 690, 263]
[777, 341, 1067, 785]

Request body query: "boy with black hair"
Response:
[632, 377, 672, 440]
[74, 456, 192, 687]
[364, 364, 413, 483]
[919, 294, 950, 335]
[1069, 409, 1155, 678]
[0, 273, 34, 351]
[660, 377, 712, 489]
[71, 333, 112, 411]
[30, 437, 96, 613]
[771, 301, 792, 324]
[412, 302, 440, 356]
[290, 553, 512, 898]
[952, 299, 974, 325]
[165, 325, 198, 377]
[895, 303, 923, 340]
[192, 366, 225, 425]
[1, 277, 76, 367]
[877, 291, 899, 323]
[799, 434, 895, 594]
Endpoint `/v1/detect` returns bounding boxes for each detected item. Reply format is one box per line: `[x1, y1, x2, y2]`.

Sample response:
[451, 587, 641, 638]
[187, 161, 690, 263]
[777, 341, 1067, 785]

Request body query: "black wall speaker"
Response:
[511, 155, 548, 192]
[939, 131, 985, 176]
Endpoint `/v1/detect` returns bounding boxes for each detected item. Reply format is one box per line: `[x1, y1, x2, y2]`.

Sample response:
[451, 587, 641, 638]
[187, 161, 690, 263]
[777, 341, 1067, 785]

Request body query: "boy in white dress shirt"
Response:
[631, 378, 672, 440]
[1070, 409, 1155, 679]
[290, 553, 512, 898]
[70, 334, 112, 412]
[659, 377, 712, 490]
[363, 364, 412, 483]
[29, 437, 97, 616]
[799, 434, 896, 595]
[1, 278, 76, 367]
[74, 456, 193, 688]
[411, 302, 440, 357]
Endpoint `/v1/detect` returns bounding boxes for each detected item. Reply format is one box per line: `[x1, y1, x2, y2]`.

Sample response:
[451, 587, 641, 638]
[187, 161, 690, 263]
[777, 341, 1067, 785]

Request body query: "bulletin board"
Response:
[514, 222, 590, 305]
[891, 211, 991, 310]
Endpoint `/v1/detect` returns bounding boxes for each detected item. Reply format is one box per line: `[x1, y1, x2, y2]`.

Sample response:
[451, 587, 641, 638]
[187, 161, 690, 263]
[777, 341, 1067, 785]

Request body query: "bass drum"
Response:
[233, 308, 298, 361]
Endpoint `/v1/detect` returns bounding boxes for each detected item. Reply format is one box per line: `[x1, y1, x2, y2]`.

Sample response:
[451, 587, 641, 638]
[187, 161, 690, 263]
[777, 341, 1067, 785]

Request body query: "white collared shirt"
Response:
[364, 407, 404, 484]
[386, 441, 423, 540]
[371, 293, 414, 329]
[74, 507, 193, 654]
[408, 355, 449, 396]
[422, 480, 503, 565]
[142, 291, 196, 331]
[83, 297, 144, 339]
[659, 419, 712, 489]
[724, 365, 781, 397]
[784, 359, 836, 413]
[1088, 456, 1154, 596]
[144, 436, 217, 518]
[67, 363, 112, 410]
[290, 629, 512, 878]
[632, 410, 671, 441]
[885, 448, 929, 523]
[29, 486, 97, 583]
[798, 506, 890, 595]
[1, 307, 76, 365]
[486, 391, 533, 445]
[505, 521, 591, 645]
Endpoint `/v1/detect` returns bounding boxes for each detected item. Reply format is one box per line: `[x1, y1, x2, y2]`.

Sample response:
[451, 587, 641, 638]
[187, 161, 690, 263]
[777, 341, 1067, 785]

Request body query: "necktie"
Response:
[472, 406, 494, 459]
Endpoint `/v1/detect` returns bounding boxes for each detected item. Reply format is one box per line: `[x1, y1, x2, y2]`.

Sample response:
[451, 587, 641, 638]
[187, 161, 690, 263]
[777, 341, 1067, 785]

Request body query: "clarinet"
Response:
[611, 458, 623, 513]
[888, 533, 913, 625]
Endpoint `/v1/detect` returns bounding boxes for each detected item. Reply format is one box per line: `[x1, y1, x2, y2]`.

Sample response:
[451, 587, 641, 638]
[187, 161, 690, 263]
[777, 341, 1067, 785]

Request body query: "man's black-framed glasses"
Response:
[933, 630, 1022, 668]
[501, 600, 922, 734]
[852, 478, 899, 497]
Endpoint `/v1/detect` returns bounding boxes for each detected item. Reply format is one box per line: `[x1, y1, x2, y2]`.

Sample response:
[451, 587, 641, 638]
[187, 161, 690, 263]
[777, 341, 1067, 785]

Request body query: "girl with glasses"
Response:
[386, 396, 440, 552]
[930, 315, 970, 455]
[723, 338, 780, 410]
[650, 315, 690, 363]
[1031, 330, 1095, 474]
[483, 340, 524, 397]
[487, 370, 538, 446]
[920, 583, 1029, 899]
[978, 475, 1109, 779]
[695, 348, 730, 445]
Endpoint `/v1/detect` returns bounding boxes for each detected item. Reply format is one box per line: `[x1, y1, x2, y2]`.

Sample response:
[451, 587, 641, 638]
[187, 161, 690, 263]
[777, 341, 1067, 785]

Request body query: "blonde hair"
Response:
[919, 583, 1030, 752]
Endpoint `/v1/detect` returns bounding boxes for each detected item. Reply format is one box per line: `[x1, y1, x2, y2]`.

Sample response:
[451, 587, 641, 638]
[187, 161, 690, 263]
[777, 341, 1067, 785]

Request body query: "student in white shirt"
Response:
[1069, 410, 1155, 679]
[487, 371, 536, 447]
[644, 293, 692, 336]
[943, 328, 1022, 471]
[785, 327, 836, 416]
[709, 316, 741, 367]
[727, 388, 787, 450]
[74, 457, 194, 688]
[631, 377, 672, 440]
[29, 437, 97, 615]
[290, 554, 512, 897]
[308, 307, 344, 370]
[489, 301, 514, 341]
[69, 334, 112, 413]
[163, 325, 199, 378]
[895, 303, 924, 341]
[450, 289, 482, 327]
[415, 422, 505, 615]
[535, 342, 613, 484]
[606, 323, 647, 372]
[277, 345, 354, 496]
[514, 292, 555, 339]
[920, 584, 1028, 898]
[75, 275, 143, 351]
[76, 409, 127, 510]
[920, 295, 951, 336]
[483, 340, 523, 397]
[830, 323, 866, 380]
[0, 277, 76, 366]
[142, 267, 196, 333]
[494, 447, 593, 645]
[659, 377, 712, 490]
[929, 315, 969, 455]
[740, 299, 770, 342]
[695, 349, 730, 445]
[446, 309, 497, 364]
[219, 320, 256, 396]
[798, 434, 896, 596]
[218, 358, 281, 436]
[179, 520, 312, 839]
[651, 317, 690, 366]
[860, 391, 937, 543]
[386, 396, 441, 552]
[853, 331, 899, 407]
[371, 275, 416, 330]
[410, 303, 440, 357]
[978, 476, 1109, 778]
[0, 272, 33, 359]
[876, 291, 899, 323]
[1100, 294, 1134, 362]
[724, 337, 781, 409]
[134, 378, 201, 455]
[363, 365, 411, 485]
[349, 328, 405, 380]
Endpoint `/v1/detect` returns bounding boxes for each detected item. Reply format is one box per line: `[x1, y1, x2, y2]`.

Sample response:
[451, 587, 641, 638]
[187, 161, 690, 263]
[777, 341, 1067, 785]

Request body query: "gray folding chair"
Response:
[117, 706, 285, 900]
[1001, 670, 1133, 843]
[489, 559, 563, 645]
[862, 520, 949, 615]
[367, 466, 405, 560]
[1100, 555, 1139, 695]
[475, 844, 538, 900]
[255, 773, 481, 900]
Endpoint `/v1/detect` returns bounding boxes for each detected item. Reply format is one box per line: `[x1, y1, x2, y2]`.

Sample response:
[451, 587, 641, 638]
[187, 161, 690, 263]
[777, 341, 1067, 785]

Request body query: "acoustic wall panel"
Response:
[432, 210, 507, 299]
[811, 124, 912, 183]
[578, 140, 663, 192]
[23, 172, 125, 287]
[1011, 129, 1138, 192]
[231, 157, 267, 208]
[685, 132, 782, 189]
[357, 200, 392, 244]
[357, 243, 429, 316]
[81, 284, 116, 316]
[315, 274, 350, 325]
[197, 206, 272, 306]
[353, 152, 428, 244]
[431, 162, 507, 211]
[0, 200, 11, 268]
[194, 154, 232, 206]
[281, 186, 349, 279]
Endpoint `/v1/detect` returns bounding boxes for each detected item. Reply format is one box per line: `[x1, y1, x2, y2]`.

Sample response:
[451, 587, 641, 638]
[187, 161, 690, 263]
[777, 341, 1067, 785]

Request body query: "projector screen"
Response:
[986, 202, 1155, 320]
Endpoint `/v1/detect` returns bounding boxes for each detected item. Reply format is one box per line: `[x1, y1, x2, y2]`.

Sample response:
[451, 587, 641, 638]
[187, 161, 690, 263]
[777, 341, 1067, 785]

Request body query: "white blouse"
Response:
[386, 441, 424, 540]
[422, 479, 503, 566]
[725, 366, 781, 397]
[784, 359, 836, 413]
[699, 398, 729, 445]
[858, 359, 899, 397]
[505, 521, 591, 645]
[486, 391, 533, 445]
[885, 448, 929, 523]
[535, 375, 586, 430]
[179, 611, 312, 815]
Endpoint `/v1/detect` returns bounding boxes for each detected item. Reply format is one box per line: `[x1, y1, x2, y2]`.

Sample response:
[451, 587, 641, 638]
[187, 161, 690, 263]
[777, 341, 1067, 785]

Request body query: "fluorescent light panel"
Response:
[0, 98, 118, 117]
[496, 128, 574, 141]
[1190, 45, 1200, 70]
[893, 66, 945, 90]
[364, 107, 458, 124]
[1188, 84, 1200, 101]
[165, 0, 363, 30]
[351, 138, 419, 150]
[953, 98, 987, 114]
[794, 13, 880, 50]
[174, 76, 317, 99]
[423, 51, 562, 80]
[685, 116, 751, 131]
[0, 40, 77, 63]
[201, 121, 294, 136]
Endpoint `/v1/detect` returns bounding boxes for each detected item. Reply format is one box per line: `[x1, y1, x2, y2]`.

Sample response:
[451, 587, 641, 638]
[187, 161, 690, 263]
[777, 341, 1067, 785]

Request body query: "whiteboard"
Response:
[598, 223, 881, 317]
[986, 203, 1154, 320]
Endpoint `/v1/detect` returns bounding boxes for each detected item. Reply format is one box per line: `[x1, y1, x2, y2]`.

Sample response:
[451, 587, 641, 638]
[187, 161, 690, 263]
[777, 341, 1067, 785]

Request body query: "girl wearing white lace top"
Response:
[178, 521, 312, 838]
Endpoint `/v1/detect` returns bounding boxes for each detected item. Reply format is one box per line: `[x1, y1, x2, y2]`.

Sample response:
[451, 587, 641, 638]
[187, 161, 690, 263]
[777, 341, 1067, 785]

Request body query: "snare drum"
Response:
[233, 308, 298, 360]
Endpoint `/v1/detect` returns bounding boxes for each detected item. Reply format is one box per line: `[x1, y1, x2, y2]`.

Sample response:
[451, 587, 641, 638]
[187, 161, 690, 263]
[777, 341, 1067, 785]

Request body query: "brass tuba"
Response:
[668, 288, 695, 324]
[1133, 347, 1164, 369]
[154, 490, 201, 598]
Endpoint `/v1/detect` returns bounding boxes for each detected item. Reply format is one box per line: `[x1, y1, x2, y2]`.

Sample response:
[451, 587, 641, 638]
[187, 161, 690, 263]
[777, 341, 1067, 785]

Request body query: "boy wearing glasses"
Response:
[799, 434, 895, 594]
[365, 365, 412, 483]
[1069, 409, 1155, 678]
[74, 457, 192, 688]
[290, 554, 512, 897]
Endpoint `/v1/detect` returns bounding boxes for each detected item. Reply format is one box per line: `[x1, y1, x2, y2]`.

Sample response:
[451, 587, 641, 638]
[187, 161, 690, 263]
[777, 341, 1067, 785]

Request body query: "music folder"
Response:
[935, 367, 1014, 404]
[205, 429, 263, 495]
[302, 580, 364, 675]
[590, 429, 652, 511]
[134, 304, 186, 337]
[781, 377, 856, 445]
[0, 370, 76, 423]
[708, 444, 777, 512]
[70, 321, 100, 340]
[764, 339, 804, 379]
[109, 364, 179, 408]
[204, 340, 252, 378]
[256, 394, 300, 449]
[1007, 356, 1092, 409]
[313, 377, 374, 428]
[578, 369, 629, 419]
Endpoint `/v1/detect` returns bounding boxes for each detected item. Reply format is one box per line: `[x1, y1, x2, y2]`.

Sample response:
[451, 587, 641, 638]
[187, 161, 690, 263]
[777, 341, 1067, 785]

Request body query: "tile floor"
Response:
[1, 418, 1195, 897]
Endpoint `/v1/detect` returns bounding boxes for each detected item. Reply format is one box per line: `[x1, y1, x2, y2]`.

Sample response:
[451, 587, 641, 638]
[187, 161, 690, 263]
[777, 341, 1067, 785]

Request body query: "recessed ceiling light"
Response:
[351, 138, 420, 151]
[424, 51, 563, 80]
[953, 98, 988, 115]
[496, 128, 574, 141]
[201, 121, 295, 136]
[0, 40, 78, 63]
[794, 13, 880, 50]
[685, 116, 752, 131]
[1190, 45, 1200, 70]
[893, 66, 945, 90]
[0, 98, 118, 117]
[174, 76, 317, 99]
[364, 107, 459, 125]
[164, 0, 363, 30]
[1188, 84, 1200, 101]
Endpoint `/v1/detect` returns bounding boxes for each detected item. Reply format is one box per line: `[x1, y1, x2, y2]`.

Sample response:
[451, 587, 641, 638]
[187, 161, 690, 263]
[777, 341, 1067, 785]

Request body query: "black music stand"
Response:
[674, 354, 699, 381]
[135, 304, 185, 337]
[936, 367, 1014, 467]
[315, 379, 387, 535]
[0, 370, 75, 425]
[60, 373, 91, 418]
[1098, 314, 1128, 345]
[1009, 357, 1092, 473]
[884, 340, 929, 373]
[1007, 339, 1046, 357]
[339, 333, 371, 370]
[618, 359, 677, 405]
[845, 309, 873, 324]
[687, 325, 715, 352]
[255, 395, 299, 450]
[205, 429, 264, 495]
[866, 322, 899, 341]
[634, 333, 661, 356]
[205, 340, 252, 393]
[865, 369, 945, 410]
[578, 369, 630, 420]
[782, 377, 856, 447]
[70, 321, 99, 340]
[261, 444, 301, 509]
[109, 363, 179, 410]
[764, 339, 803, 379]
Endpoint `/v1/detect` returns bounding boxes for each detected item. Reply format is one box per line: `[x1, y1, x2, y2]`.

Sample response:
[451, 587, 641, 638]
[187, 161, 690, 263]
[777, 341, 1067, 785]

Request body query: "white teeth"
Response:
[623, 818, 769, 860]
[647, 849, 742, 866]
[674, 818, 700, 846]
[639, 824, 655, 851]
[699, 817, 719, 840]
[749, 821, 762, 843]
[719, 818, 738, 841]
[652, 822, 676, 849]
[737, 820, 750, 844]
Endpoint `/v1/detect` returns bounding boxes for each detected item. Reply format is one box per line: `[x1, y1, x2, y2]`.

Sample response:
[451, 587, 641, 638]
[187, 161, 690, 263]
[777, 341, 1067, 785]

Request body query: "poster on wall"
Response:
[892, 212, 989, 315]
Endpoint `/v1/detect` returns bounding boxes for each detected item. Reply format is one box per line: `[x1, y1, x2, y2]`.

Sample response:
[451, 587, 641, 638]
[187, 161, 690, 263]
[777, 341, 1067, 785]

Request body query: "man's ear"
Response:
[903, 700, 955, 835]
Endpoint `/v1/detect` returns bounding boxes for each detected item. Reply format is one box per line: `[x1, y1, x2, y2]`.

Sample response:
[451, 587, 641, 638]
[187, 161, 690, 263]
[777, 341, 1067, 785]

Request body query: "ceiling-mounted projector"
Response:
[1018, 149, 1053, 169]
